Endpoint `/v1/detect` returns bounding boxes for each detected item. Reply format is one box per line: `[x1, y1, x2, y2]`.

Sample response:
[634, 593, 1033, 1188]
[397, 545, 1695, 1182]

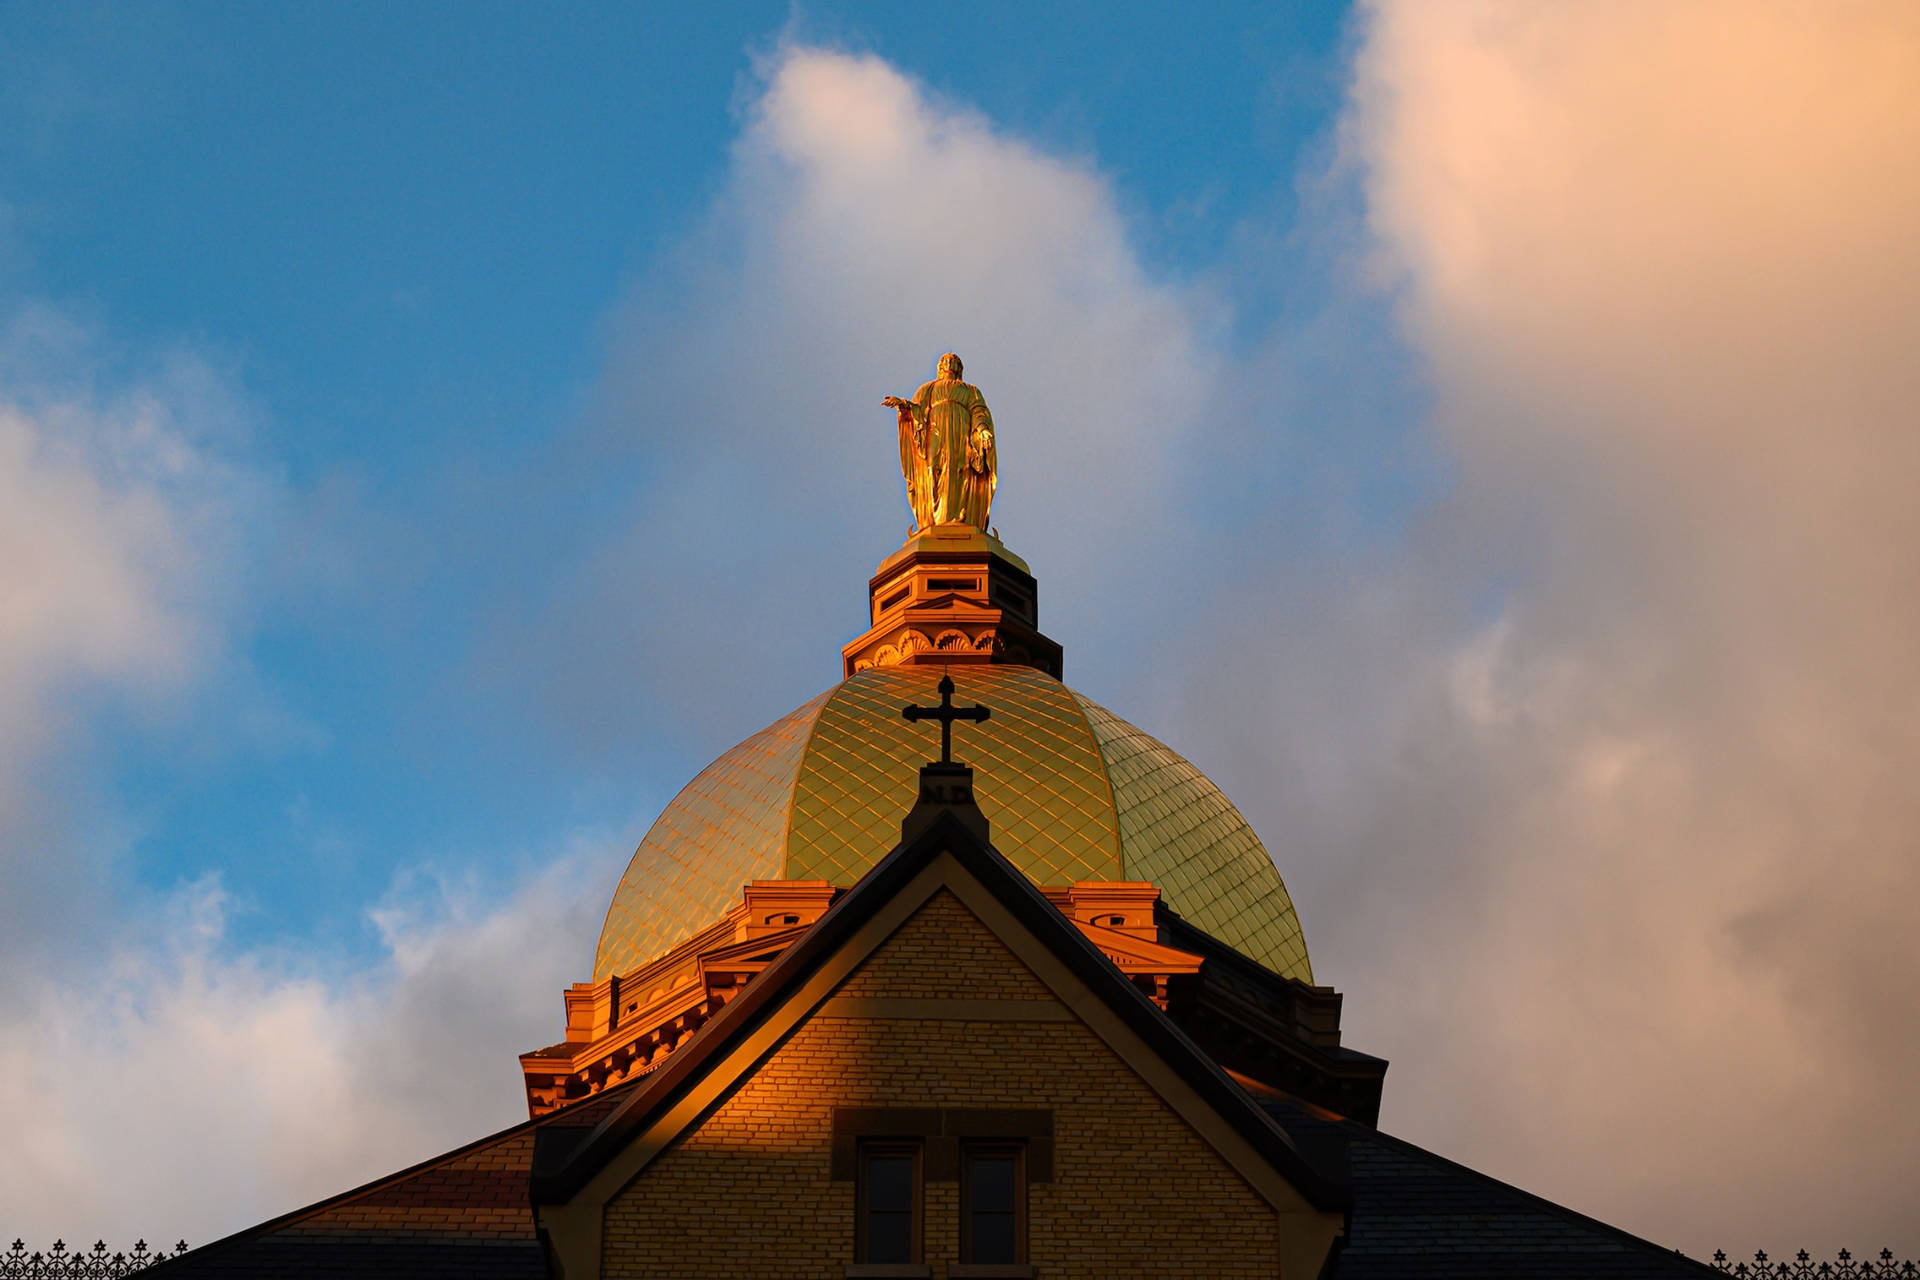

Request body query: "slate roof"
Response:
[142, 1086, 634, 1279]
[1261, 1098, 1722, 1279]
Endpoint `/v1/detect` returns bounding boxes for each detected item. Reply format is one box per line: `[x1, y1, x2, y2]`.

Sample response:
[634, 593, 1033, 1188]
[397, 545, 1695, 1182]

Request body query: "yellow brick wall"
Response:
[832, 890, 1056, 1001]
[603, 889, 1280, 1279]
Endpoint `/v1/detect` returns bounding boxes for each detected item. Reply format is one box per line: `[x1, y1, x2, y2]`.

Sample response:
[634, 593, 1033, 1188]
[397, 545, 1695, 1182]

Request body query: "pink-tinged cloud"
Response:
[1292, 0, 1920, 1253]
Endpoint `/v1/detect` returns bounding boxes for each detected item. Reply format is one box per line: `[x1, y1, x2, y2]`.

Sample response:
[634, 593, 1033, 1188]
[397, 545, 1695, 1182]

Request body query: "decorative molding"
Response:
[519, 882, 839, 1116]
[524, 876, 1378, 1124]
[841, 534, 1062, 679]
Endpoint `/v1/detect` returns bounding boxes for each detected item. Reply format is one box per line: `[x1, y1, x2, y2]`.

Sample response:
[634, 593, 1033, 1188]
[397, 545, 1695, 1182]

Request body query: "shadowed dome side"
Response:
[1074, 693, 1312, 982]
[593, 665, 1313, 982]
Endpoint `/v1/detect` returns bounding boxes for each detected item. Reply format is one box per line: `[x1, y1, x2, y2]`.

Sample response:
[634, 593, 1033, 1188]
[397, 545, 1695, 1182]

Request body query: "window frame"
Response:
[854, 1137, 925, 1266]
[958, 1139, 1028, 1267]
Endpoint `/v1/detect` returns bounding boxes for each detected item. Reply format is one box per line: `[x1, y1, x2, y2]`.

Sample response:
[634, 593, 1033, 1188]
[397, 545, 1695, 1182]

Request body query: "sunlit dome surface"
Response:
[596, 665, 1313, 982]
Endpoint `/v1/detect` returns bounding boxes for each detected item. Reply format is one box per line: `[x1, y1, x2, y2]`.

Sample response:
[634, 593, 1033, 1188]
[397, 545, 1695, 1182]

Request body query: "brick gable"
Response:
[603, 888, 1281, 1279]
[833, 888, 1054, 1002]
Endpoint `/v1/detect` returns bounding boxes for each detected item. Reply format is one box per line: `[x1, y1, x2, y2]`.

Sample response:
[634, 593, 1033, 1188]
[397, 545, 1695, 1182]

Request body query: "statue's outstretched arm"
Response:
[883, 394, 927, 424]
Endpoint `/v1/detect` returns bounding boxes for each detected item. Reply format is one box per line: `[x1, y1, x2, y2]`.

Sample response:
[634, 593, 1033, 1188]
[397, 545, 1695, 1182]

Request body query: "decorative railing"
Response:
[2, 1241, 188, 1278]
[6, 1238, 1915, 1275]
[1711, 1250, 1920, 1278]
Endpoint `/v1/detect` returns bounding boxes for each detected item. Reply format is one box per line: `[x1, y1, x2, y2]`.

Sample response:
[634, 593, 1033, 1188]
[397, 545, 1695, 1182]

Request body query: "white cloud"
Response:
[0, 848, 606, 1247]
[0, 313, 227, 758]
[0, 306, 271, 960]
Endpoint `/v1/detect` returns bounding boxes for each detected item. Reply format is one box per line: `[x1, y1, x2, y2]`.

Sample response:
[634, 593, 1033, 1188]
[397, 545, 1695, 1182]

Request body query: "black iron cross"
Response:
[901, 673, 991, 765]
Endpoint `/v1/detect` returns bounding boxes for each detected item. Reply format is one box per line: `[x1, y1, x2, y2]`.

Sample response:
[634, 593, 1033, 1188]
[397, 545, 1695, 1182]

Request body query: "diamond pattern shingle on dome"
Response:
[592, 691, 826, 981]
[593, 666, 1312, 983]
[1073, 692, 1312, 982]
[788, 667, 1121, 888]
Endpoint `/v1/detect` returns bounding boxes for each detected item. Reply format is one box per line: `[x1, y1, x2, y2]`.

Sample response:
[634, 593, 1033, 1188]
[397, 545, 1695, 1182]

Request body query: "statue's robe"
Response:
[896, 403, 931, 529]
[911, 376, 994, 527]
[961, 418, 996, 529]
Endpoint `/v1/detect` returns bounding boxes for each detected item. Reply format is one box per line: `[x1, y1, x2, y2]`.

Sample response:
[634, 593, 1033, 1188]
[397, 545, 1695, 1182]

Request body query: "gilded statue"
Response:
[883, 352, 997, 532]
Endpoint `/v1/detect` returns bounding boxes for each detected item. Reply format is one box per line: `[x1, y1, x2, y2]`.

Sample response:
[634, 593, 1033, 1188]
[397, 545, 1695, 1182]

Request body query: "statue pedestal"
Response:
[840, 523, 1063, 678]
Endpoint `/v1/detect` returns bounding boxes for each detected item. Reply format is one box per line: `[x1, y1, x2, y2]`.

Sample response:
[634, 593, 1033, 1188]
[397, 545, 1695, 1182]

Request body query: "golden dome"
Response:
[595, 664, 1312, 982]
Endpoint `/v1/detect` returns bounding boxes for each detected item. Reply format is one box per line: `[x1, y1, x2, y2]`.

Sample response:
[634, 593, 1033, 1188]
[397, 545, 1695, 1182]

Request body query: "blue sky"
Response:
[3, 2, 1364, 946]
[3, 0, 1918, 1261]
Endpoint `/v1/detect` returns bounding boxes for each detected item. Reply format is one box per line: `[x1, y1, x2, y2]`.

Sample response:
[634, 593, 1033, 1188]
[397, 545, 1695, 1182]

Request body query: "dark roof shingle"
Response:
[145, 1086, 637, 1279]
[1261, 1099, 1721, 1279]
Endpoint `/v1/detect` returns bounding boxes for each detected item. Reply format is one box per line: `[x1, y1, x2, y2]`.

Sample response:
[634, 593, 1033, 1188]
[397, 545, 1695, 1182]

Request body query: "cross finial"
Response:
[901, 673, 991, 765]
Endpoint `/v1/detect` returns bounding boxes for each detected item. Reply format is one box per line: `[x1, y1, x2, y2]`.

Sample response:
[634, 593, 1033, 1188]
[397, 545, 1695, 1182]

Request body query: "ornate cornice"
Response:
[521, 876, 1382, 1126]
[842, 525, 1062, 679]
